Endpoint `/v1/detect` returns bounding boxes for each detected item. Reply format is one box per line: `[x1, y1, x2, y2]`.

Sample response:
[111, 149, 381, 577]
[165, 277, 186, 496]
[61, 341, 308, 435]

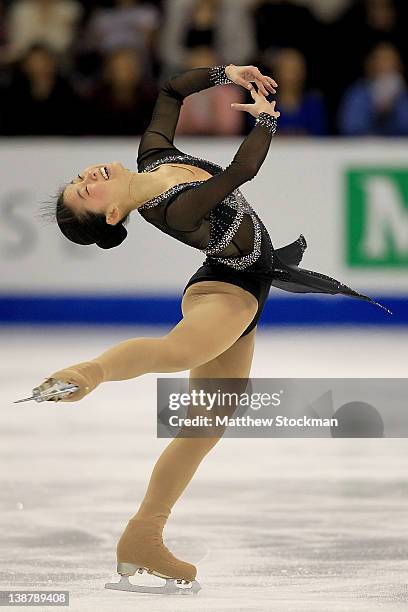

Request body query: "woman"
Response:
[37, 64, 387, 589]
[85, 47, 157, 136]
[264, 47, 328, 136]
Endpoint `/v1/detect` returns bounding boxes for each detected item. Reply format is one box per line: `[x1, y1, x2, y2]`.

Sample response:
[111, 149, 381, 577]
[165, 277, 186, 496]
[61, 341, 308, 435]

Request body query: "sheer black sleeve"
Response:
[137, 66, 233, 167]
[165, 112, 277, 231]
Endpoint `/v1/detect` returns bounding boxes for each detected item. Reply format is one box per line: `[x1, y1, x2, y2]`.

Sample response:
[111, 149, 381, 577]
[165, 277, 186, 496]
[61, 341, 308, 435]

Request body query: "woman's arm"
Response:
[164, 90, 280, 231]
[137, 68, 220, 166]
[137, 65, 276, 167]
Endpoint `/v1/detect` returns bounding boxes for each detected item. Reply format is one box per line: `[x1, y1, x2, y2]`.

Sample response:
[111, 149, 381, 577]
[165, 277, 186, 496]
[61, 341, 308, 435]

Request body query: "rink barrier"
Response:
[0, 295, 406, 326]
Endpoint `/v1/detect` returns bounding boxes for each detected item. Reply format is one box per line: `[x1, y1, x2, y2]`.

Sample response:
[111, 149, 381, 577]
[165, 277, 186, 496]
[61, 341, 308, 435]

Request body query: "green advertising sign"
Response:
[346, 168, 408, 267]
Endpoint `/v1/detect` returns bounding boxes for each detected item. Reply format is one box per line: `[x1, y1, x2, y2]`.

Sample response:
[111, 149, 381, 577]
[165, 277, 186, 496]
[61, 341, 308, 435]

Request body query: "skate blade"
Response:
[105, 575, 201, 595]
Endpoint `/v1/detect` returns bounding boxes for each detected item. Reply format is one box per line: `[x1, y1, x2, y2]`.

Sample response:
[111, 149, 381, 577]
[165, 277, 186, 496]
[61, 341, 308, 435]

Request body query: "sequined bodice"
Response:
[132, 65, 389, 314]
[138, 154, 274, 273]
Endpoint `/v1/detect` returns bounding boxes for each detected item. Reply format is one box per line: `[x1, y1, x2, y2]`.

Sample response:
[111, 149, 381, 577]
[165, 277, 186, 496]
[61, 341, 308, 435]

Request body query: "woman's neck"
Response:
[127, 165, 197, 212]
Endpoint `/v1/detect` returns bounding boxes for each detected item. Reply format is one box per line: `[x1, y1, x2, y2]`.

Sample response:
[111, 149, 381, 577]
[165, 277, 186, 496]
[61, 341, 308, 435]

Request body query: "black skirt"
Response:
[183, 234, 391, 338]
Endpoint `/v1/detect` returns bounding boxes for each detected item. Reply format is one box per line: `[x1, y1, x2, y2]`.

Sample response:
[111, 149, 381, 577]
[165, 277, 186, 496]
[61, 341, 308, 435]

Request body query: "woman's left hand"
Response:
[225, 64, 277, 96]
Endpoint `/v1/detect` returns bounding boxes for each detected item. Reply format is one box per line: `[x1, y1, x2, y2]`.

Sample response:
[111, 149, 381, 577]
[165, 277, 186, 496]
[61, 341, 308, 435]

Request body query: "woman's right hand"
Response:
[231, 88, 280, 119]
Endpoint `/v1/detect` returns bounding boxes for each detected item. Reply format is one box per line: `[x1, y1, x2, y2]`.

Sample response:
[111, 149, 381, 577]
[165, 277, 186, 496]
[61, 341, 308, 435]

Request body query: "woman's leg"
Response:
[48, 281, 259, 401]
[98, 281, 258, 378]
[117, 324, 257, 580]
[133, 325, 257, 520]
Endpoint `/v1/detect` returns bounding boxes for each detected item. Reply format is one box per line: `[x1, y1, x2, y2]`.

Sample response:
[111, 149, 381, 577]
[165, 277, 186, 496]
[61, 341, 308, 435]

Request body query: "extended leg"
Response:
[47, 281, 258, 401]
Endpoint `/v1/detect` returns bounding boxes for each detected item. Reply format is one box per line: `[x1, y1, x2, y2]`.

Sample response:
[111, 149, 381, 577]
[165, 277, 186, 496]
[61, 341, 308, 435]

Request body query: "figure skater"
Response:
[36, 64, 388, 592]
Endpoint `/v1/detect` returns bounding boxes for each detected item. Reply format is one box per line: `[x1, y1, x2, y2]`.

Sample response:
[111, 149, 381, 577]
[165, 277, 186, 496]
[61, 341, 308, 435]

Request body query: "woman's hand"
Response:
[225, 64, 277, 96]
[231, 88, 281, 119]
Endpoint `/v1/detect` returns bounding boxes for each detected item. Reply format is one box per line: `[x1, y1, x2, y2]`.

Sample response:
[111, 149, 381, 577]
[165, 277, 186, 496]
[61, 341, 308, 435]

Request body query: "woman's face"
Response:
[63, 161, 130, 221]
[105, 49, 142, 86]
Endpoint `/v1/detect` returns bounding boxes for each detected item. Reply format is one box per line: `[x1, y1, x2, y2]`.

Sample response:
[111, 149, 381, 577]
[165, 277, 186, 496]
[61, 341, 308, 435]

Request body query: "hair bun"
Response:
[96, 223, 128, 249]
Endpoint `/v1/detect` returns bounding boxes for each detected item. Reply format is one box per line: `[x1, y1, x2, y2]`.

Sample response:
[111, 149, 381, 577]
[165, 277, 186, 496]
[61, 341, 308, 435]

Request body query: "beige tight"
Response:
[97, 281, 258, 380]
[132, 322, 257, 527]
[49, 281, 258, 530]
[129, 281, 258, 530]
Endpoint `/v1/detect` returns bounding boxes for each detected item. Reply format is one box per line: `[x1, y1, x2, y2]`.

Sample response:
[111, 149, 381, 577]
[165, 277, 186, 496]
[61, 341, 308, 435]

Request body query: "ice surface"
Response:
[1, 327, 407, 611]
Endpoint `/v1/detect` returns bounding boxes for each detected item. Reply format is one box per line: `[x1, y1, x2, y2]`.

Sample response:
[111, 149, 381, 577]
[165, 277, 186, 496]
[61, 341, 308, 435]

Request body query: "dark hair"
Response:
[38, 185, 129, 249]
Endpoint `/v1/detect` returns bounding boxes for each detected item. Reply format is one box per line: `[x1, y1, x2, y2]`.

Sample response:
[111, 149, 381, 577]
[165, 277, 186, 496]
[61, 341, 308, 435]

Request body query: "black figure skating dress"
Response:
[136, 66, 389, 337]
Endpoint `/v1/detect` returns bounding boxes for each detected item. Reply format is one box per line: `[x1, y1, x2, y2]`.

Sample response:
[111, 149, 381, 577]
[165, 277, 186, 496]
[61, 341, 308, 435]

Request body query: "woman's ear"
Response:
[105, 205, 121, 225]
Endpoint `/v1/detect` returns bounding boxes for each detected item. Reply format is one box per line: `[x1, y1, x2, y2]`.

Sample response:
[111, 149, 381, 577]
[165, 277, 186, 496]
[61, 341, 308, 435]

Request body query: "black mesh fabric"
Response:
[134, 67, 391, 315]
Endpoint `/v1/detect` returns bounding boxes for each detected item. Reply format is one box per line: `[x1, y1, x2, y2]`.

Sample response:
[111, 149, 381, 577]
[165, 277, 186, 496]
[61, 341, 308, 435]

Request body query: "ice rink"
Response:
[1, 326, 407, 612]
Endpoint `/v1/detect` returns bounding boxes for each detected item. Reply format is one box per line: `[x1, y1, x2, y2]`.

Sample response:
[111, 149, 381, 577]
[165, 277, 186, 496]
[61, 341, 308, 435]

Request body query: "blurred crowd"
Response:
[1, 0, 408, 137]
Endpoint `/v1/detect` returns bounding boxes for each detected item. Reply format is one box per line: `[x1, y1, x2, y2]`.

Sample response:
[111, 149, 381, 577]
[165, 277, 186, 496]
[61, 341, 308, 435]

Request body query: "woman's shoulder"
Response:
[137, 148, 186, 173]
[138, 151, 222, 175]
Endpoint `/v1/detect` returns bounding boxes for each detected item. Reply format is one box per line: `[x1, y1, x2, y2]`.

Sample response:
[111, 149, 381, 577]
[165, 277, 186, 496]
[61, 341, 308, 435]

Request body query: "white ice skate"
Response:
[105, 563, 201, 595]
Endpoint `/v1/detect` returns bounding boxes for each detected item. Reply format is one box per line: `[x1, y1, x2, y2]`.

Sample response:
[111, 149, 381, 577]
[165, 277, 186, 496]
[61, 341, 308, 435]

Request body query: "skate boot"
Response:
[105, 517, 201, 595]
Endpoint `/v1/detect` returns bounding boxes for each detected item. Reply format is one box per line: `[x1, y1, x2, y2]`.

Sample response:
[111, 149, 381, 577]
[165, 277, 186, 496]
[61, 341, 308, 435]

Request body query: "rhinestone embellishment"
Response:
[297, 234, 307, 253]
[140, 154, 223, 175]
[138, 180, 205, 211]
[255, 113, 278, 134]
[139, 154, 265, 271]
[209, 65, 233, 86]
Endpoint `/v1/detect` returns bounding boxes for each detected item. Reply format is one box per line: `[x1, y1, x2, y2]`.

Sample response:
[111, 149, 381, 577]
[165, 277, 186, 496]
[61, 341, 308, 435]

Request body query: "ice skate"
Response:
[14, 380, 79, 403]
[105, 518, 201, 595]
[105, 564, 201, 595]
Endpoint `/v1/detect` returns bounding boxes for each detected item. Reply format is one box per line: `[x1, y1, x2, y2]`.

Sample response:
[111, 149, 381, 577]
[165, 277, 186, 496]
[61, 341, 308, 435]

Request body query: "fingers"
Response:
[236, 66, 278, 95]
[231, 67, 281, 118]
[235, 77, 254, 91]
[231, 102, 252, 112]
[250, 66, 277, 95]
[255, 78, 270, 97]
[250, 87, 265, 101]
[249, 75, 276, 97]
[266, 76, 278, 89]
[269, 101, 281, 118]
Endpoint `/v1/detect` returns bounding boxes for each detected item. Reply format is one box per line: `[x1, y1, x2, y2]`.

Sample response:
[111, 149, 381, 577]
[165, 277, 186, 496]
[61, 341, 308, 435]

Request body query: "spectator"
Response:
[252, 1, 323, 71]
[0, 44, 83, 136]
[85, 47, 157, 136]
[339, 0, 407, 60]
[83, 0, 160, 57]
[0, 1, 8, 58]
[257, 48, 327, 136]
[328, 0, 407, 96]
[5, 0, 83, 62]
[176, 46, 245, 135]
[184, 0, 218, 49]
[75, 0, 160, 82]
[159, 0, 255, 76]
[338, 42, 408, 136]
[301, 0, 351, 23]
